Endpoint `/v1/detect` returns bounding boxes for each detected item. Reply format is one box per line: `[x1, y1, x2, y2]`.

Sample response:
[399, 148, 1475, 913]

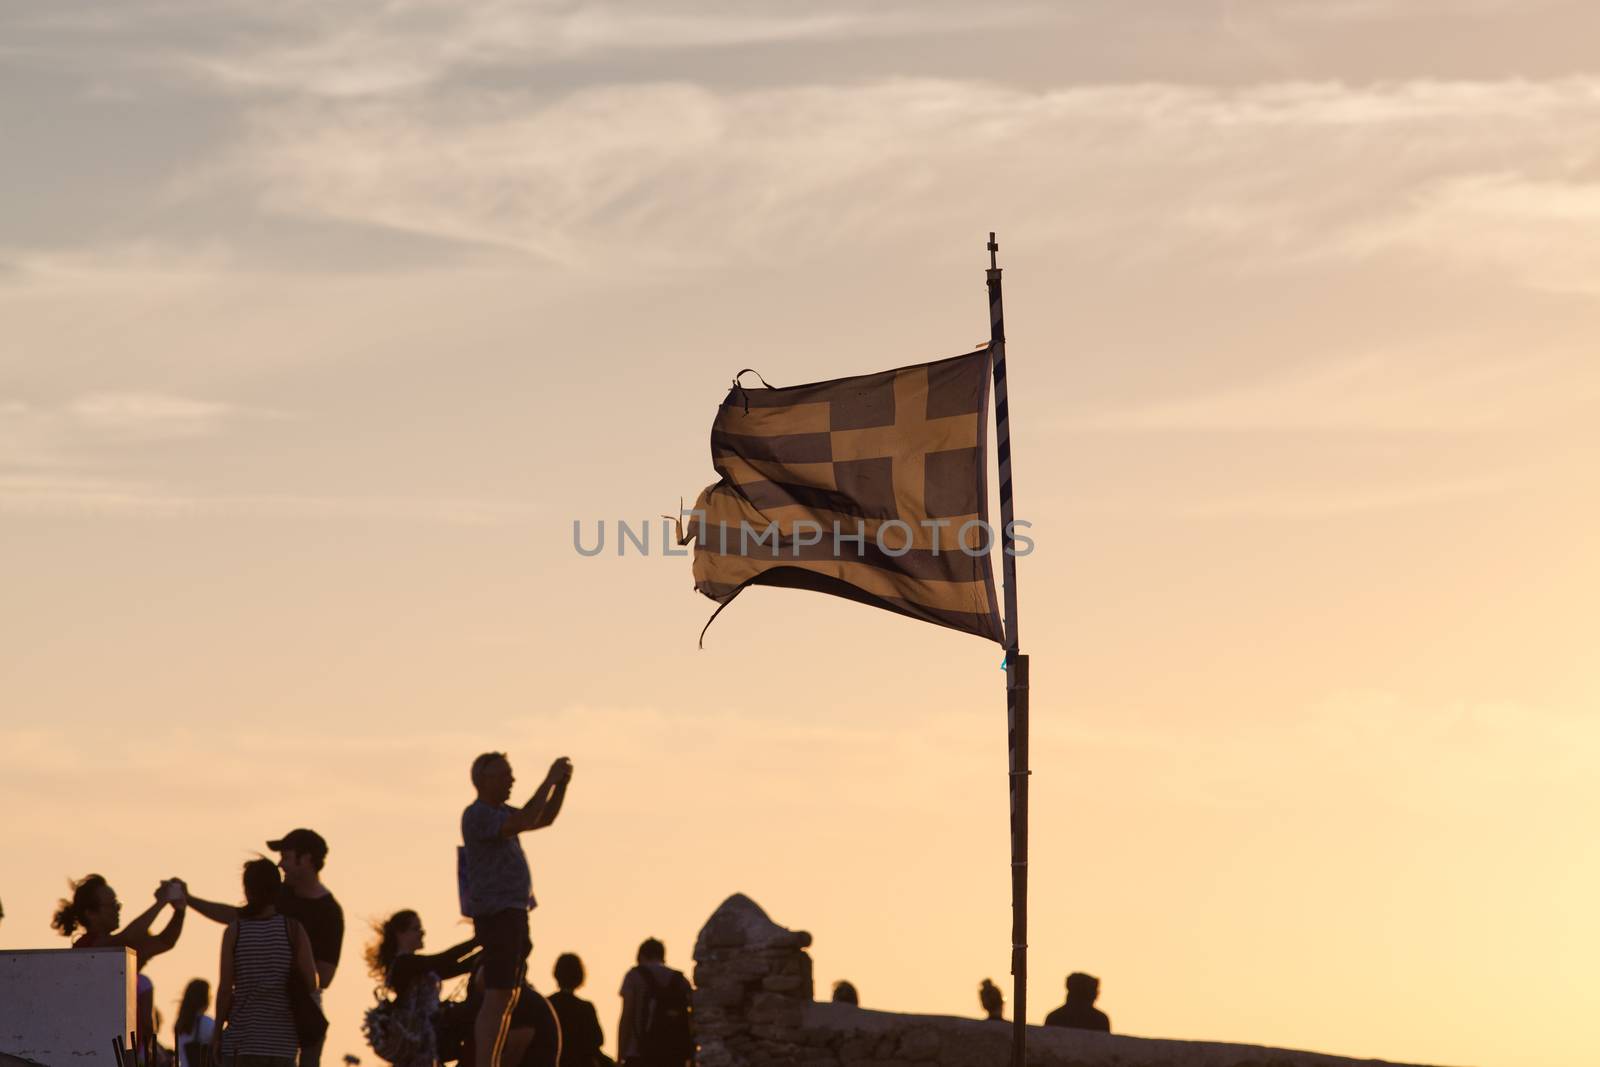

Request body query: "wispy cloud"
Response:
[0, 243, 235, 291]
[1344, 172, 1600, 295]
[66, 392, 243, 438]
[1, 390, 266, 450]
[1064, 349, 1575, 432]
[0, 472, 538, 523]
[1069, 475, 1519, 521]
[0, 393, 524, 523]
[196, 76, 1600, 282]
[174, 1, 1043, 99]
[1242, 0, 1567, 25]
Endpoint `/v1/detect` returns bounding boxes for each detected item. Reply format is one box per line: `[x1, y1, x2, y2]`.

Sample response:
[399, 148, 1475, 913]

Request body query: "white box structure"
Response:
[0, 948, 135, 1067]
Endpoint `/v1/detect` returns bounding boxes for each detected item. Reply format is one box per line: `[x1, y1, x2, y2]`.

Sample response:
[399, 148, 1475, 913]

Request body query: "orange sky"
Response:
[3, 3, 1599, 1065]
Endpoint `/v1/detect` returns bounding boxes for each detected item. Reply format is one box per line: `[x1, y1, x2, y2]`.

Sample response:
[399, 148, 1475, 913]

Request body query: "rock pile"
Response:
[691, 893, 815, 1067]
[690, 894, 1445, 1067]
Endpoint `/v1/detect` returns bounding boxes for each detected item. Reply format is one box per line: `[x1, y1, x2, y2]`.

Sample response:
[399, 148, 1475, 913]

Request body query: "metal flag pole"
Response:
[987, 232, 1030, 1067]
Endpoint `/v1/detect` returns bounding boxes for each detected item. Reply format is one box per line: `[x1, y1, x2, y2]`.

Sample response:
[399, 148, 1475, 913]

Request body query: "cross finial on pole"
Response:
[988, 231, 999, 270]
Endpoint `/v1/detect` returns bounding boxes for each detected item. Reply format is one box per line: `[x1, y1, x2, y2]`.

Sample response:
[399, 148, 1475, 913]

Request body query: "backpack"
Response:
[637, 967, 694, 1065]
[362, 984, 433, 1064]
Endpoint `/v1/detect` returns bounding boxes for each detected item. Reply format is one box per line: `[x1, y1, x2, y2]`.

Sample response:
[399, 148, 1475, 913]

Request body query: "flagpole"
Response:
[987, 232, 1030, 1067]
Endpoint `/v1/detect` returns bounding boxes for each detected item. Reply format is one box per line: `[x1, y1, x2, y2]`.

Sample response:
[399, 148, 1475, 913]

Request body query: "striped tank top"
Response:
[223, 914, 300, 1057]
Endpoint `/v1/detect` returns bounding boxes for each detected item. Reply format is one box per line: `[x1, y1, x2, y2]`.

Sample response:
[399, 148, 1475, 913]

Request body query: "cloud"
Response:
[171, 1, 1043, 99]
[0, 243, 234, 291]
[0, 393, 527, 523]
[1345, 172, 1600, 294]
[67, 391, 241, 438]
[0, 472, 539, 523]
[1, 389, 262, 451]
[1153, 476, 1515, 519]
[1064, 348, 1569, 432]
[197, 76, 1600, 282]
[1242, 0, 1565, 25]
[1061, 474, 1518, 521]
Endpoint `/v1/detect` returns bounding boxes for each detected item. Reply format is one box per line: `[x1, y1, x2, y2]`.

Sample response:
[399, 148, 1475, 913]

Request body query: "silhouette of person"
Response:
[214, 858, 320, 1065]
[617, 939, 693, 1067]
[368, 909, 481, 1067]
[453, 965, 561, 1067]
[978, 978, 1004, 1021]
[549, 953, 610, 1067]
[462, 752, 573, 1067]
[55, 873, 188, 1047]
[189, 828, 345, 1067]
[1043, 972, 1110, 1032]
[174, 978, 216, 1067]
[830, 981, 859, 1006]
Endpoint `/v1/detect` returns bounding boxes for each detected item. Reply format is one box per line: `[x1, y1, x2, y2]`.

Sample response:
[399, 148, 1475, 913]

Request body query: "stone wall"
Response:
[692, 895, 1442, 1067]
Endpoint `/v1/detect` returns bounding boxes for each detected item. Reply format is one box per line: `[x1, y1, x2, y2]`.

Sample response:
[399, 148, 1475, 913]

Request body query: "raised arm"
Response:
[533, 774, 570, 829]
[135, 897, 186, 964]
[185, 892, 241, 926]
[500, 758, 573, 837]
[111, 899, 166, 943]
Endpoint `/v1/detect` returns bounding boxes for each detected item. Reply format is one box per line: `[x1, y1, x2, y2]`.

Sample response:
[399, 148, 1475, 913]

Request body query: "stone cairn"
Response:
[689, 895, 1444, 1067]
[692, 893, 815, 1067]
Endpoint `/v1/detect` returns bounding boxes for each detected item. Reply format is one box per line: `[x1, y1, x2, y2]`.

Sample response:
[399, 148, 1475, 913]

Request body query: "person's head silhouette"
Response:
[52, 874, 118, 939]
[979, 977, 1004, 1020]
[241, 857, 281, 916]
[174, 978, 210, 1039]
[637, 938, 666, 965]
[831, 980, 859, 1006]
[1066, 972, 1100, 1004]
[554, 952, 586, 992]
[266, 828, 329, 887]
[366, 909, 422, 982]
[470, 751, 515, 804]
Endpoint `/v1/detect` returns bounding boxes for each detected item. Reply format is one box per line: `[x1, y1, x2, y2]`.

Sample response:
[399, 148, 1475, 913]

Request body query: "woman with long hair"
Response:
[174, 979, 216, 1067]
[365, 909, 480, 1067]
[56, 872, 187, 1046]
[213, 858, 319, 1066]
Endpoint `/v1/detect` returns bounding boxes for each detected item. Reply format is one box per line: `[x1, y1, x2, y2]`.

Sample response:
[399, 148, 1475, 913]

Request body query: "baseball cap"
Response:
[266, 828, 328, 862]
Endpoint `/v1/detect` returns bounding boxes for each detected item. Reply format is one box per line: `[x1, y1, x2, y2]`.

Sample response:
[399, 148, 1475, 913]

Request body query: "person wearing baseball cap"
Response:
[188, 827, 344, 1067]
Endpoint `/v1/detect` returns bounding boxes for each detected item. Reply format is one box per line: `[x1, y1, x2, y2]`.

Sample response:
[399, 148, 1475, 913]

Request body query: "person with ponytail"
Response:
[54, 872, 188, 960]
[174, 979, 216, 1067]
[363, 910, 480, 1067]
[55, 872, 188, 1047]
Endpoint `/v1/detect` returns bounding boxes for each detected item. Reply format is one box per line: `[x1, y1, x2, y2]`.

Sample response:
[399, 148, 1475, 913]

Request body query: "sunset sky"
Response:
[3, 3, 1599, 1065]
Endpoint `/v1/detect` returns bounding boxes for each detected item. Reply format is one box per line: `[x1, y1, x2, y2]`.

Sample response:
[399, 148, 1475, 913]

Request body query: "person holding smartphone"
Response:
[460, 752, 573, 1067]
[54, 873, 188, 1047]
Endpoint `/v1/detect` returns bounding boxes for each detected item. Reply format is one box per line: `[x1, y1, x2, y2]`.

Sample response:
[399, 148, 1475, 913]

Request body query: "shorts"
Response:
[473, 907, 532, 989]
